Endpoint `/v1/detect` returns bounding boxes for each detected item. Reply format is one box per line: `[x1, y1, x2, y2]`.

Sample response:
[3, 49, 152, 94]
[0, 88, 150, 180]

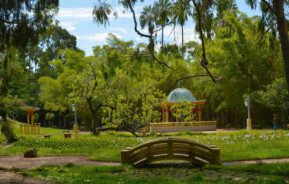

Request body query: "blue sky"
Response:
[56, 0, 260, 55]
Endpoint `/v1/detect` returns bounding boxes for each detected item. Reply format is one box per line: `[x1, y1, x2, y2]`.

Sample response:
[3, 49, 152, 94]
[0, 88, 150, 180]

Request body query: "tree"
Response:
[0, 0, 59, 142]
[36, 24, 79, 78]
[154, 0, 172, 47]
[192, 12, 283, 127]
[110, 79, 165, 136]
[256, 78, 289, 126]
[171, 0, 191, 52]
[140, 5, 157, 36]
[38, 49, 85, 128]
[245, 0, 289, 93]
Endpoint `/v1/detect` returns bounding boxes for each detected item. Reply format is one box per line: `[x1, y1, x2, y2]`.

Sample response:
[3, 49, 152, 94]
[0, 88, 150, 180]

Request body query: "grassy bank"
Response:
[23, 163, 289, 184]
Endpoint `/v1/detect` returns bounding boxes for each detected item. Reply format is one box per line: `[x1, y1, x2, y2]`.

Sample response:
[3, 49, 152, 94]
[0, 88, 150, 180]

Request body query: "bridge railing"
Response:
[121, 138, 221, 166]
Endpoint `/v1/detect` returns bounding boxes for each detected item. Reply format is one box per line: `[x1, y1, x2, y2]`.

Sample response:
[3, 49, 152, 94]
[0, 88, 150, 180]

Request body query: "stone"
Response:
[24, 148, 37, 158]
[43, 134, 51, 138]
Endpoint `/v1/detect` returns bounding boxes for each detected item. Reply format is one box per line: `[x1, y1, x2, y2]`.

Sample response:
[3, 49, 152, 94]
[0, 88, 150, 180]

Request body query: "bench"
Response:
[64, 133, 71, 138]
[121, 137, 221, 167]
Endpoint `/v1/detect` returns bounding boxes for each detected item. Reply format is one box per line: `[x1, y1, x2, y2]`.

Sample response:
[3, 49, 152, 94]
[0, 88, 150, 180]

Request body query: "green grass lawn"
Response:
[22, 163, 289, 184]
[2, 121, 289, 183]
[1, 121, 289, 162]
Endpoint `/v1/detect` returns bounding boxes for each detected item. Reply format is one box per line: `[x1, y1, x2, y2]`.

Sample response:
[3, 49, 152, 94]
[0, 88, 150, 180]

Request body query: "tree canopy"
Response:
[1, 0, 289, 140]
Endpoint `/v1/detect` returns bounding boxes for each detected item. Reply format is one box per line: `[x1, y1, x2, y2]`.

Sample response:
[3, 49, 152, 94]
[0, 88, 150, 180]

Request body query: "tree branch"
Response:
[173, 74, 210, 87]
[192, 0, 216, 83]
[126, 0, 174, 70]
[152, 21, 174, 34]
[87, 61, 98, 93]
[261, 0, 275, 14]
[127, 0, 152, 38]
[148, 46, 174, 69]
[0, 18, 16, 24]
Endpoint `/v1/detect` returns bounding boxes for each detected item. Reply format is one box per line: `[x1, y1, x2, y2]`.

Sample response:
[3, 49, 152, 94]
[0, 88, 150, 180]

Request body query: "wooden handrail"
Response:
[121, 138, 221, 167]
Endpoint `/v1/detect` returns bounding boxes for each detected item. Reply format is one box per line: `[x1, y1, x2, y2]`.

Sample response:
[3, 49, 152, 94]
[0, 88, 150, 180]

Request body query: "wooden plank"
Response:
[149, 149, 191, 156]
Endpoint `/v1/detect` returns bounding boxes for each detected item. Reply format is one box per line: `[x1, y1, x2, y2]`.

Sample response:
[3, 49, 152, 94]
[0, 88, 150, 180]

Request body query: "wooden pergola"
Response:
[21, 105, 38, 125]
[20, 105, 40, 134]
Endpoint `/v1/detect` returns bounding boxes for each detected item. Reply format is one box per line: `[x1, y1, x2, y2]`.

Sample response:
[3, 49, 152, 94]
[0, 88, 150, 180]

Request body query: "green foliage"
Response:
[111, 80, 166, 136]
[2, 0, 289, 136]
[170, 102, 196, 122]
[256, 78, 289, 111]
[192, 11, 283, 126]
[0, 120, 17, 143]
[0, 0, 59, 142]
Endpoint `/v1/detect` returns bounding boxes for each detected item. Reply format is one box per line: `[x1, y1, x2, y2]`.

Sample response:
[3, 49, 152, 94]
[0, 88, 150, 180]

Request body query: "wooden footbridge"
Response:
[121, 138, 221, 167]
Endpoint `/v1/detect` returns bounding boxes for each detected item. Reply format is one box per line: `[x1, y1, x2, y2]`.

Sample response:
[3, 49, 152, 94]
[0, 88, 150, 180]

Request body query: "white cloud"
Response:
[56, 7, 133, 21]
[58, 20, 78, 32]
[57, 8, 93, 20]
[77, 33, 122, 43]
[55, 7, 135, 33]
[108, 27, 129, 34]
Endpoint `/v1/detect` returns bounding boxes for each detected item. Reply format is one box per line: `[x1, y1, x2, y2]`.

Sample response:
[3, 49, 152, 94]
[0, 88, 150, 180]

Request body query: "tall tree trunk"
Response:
[87, 98, 102, 134]
[161, 24, 164, 47]
[181, 24, 184, 57]
[273, 0, 289, 93]
[181, 24, 184, 49]
[87, 98, 97, 133]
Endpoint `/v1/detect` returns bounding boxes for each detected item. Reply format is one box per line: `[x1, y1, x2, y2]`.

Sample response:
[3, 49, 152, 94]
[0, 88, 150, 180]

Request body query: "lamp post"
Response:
[72, 103, 77, 125]
[72, 103, 79, 137]
[244, 95, 252, 130]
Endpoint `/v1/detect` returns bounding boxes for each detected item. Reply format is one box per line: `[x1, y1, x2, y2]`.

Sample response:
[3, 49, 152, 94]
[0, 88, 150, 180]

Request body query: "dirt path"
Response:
[1, 155, 289, 170]
[0, 170, 49, 184]
[223, 157, 289, 166]
[0, 156, 120, 170]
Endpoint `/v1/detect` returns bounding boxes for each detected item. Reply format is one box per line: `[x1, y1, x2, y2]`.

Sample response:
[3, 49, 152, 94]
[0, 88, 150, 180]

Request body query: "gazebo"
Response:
[150, 88, 216, 133]
[161, 88, 206, 122]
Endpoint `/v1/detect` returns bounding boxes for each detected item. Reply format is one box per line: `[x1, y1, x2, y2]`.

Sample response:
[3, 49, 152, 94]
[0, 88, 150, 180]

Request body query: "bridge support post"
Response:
[121, 149, 131, 164]
[211, 147, 221, 165]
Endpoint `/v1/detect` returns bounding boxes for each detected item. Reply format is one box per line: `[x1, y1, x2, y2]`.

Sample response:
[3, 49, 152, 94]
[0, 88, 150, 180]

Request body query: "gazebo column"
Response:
[27, 112, 30, 124]
[162, 106, 169, 122]
[162, 106, 165, 122]
[198, 105, 202, 121]
[31, 112, 35, 133]
[31, 112, 34, 125]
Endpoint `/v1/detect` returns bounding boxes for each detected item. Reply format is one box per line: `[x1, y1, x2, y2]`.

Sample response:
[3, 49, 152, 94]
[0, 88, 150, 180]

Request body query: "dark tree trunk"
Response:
[273, 0, 289, 93]
[87, 98, 96, 132]
[87, 98, 102, 134]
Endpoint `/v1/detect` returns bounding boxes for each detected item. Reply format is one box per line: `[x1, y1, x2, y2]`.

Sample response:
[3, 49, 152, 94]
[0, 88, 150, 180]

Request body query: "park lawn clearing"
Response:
[22, 163, 289, 184]
[1, 128, 289, 162]
[1, 122, 289, 162]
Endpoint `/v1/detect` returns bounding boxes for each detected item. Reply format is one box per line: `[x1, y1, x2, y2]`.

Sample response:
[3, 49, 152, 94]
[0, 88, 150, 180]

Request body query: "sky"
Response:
[56, 0, 260, 56]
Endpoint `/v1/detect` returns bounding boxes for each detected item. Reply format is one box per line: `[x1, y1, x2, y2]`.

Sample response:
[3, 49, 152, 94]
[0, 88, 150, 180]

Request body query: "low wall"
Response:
[149, 121, 216, 133]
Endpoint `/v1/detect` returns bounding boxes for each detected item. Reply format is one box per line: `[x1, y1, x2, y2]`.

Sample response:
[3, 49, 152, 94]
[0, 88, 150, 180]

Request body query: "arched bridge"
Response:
[121, 138, 221, 166]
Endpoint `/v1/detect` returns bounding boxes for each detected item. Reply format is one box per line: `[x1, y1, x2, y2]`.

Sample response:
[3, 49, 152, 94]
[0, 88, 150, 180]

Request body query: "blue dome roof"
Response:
[167, 88, 197, 102]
